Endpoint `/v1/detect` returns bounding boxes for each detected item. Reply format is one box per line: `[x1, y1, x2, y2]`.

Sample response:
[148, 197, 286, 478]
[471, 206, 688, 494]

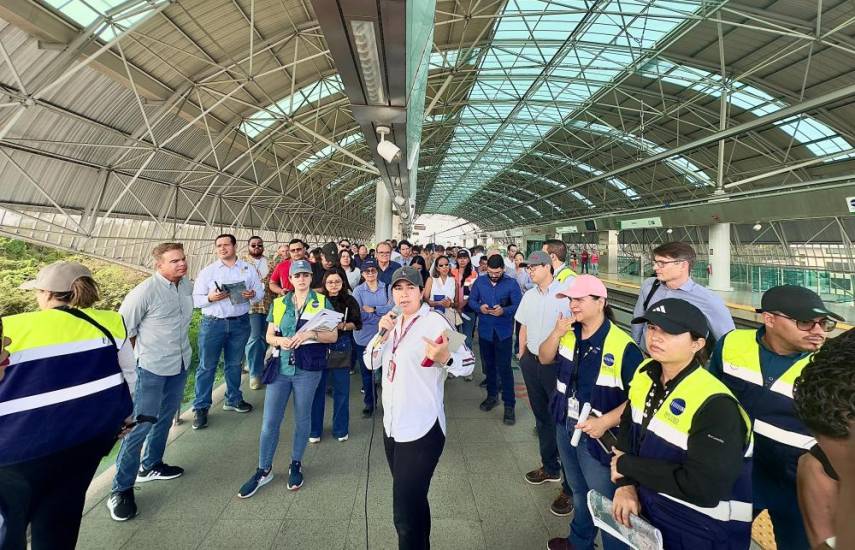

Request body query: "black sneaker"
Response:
[287, 460, 303, 491]
[238, 468, 273, 499]
[223, 400, 253, 413]
[107, 489, 137, 521]
[192, 408, 208, 430]
[136, 462, 184, 483]
[479, 396, 498, 411]
[503, 406, 516, 425]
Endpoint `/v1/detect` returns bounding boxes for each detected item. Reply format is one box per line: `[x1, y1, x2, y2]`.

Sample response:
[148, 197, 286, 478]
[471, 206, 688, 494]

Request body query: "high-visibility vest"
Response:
[554, 265, 576, 282]
[0, 308, 132, 466]
[719, 329, 815, 451]
[270, 292, 329, 371]
[555, 321, 637, 464]
[627, 361, 753, 548]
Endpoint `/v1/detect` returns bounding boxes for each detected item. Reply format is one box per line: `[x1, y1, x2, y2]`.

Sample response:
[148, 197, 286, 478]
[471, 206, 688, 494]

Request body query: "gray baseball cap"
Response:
[289, 259, 313, 276]
[390, 265, 424, 287]
[520, 250, 550, 267]
[19, 261, 93, 292]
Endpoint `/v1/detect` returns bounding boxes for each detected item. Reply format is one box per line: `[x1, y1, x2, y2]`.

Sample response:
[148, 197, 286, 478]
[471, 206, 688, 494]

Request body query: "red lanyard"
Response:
[388, 315, 420, 382]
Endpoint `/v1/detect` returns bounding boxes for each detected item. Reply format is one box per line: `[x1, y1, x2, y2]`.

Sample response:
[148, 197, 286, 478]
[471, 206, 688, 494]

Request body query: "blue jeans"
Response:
[113, 366, 188, 492]
[356, 343, 380, 409]
[310, 368, 350, 438]
[258, 368, 323, 469]
[555, 419, 625, 550]
[460, 310, 476, 350]
[754, 465, 809, 550]
[245, 312, 268, 378]
[193, 314, 251, 410]
[480, 336, 515, 407]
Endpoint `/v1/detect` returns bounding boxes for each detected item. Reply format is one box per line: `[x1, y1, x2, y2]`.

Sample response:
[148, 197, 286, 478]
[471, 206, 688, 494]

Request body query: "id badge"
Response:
[567, 396, 581, 420]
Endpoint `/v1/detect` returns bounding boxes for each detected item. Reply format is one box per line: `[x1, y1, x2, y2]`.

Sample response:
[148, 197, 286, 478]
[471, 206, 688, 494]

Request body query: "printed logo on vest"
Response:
[312, 301, 319, 308]
[669, 398, 687, 416]
[603, 353, 615, 366]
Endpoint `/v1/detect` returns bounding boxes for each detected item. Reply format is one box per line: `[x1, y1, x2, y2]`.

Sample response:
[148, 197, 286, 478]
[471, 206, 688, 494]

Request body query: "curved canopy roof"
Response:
[0, 0, 854, 267]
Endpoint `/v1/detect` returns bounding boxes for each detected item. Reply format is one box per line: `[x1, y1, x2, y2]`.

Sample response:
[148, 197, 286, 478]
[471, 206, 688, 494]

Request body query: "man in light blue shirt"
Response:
[110, 242, 194, 521]
[191, 233, 264, 429]
[631, 241, 735, 352]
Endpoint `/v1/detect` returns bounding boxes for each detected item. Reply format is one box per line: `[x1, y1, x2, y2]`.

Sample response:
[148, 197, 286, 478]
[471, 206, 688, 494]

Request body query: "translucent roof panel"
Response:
[240, 75, 344, 139]
[44, 0, 167, 40]
[296, 132, 363, 173]
[425, 0, 705, 214]
[641, 59, 854, 160]
[533, 152, 641, 200]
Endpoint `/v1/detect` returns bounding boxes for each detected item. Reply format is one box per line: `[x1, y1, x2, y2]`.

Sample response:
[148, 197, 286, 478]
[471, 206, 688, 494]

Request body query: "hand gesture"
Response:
[208, 288, 229, 302]
[117, 417, 136, 439]
[277, 336, 294, 349]
[362, 305, 376, 314]
[441, 297, 453, 308]
[554, 312, 573, 334]
[480, 304, 492, 315]
[241, 289, 256, 299]
[290, 331, 314, 348]
[492, 305, 504, 317]
[612, 485, 641, 528]
[423, 332, 450, 366]
[576, 415, 608, 439]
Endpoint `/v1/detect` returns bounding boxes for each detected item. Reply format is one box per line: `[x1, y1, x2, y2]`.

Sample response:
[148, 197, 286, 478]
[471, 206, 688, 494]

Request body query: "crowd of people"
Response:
[0, 234, 853, 550]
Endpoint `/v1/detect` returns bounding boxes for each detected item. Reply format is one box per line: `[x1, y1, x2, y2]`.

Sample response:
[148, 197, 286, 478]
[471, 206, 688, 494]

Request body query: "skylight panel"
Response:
[296, 132, 363, 173]
[240, 75, 343, 139]
[44, 0, 167, 41]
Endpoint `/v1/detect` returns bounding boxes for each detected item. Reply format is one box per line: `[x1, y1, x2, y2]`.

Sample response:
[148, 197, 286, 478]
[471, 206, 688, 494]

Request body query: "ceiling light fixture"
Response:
[350, 20, 385, 104]
[753, 223, 762, 231]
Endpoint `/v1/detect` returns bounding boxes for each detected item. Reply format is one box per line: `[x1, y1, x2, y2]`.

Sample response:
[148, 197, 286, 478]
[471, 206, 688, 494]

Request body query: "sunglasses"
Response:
[249, 244, 264, 248]
[437, 263, 450, 268]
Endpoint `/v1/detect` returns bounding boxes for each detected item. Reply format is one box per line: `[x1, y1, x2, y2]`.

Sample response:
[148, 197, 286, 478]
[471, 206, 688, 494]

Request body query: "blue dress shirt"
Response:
[468, 273, 522, 341]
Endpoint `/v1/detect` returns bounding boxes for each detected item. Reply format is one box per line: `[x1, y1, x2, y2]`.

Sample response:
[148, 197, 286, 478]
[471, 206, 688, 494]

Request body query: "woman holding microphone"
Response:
[539, 275, 642, 550]
[364, 266, 475, 550]
[611, 298, 753, 549]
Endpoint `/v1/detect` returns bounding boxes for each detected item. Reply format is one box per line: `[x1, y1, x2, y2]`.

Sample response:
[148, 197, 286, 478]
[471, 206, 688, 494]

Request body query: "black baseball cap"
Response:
[757, 285, 844, 321]
[632, 298, 710, 338]
[391, 265, 424, 288]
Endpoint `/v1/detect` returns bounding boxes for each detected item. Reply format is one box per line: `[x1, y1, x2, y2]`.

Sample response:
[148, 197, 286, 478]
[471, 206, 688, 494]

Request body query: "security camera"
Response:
[376, 126, 401, 163]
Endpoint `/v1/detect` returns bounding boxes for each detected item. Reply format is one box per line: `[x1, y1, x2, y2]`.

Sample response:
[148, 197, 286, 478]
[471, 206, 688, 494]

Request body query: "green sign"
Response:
[556, 225, 578, 233]
[620, 217, 663, 230]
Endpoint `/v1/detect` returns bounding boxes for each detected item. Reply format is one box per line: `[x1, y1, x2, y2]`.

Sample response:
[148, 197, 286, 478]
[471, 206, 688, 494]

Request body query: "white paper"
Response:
[296, 309, 344, 336]
[586, 491, 663, 550]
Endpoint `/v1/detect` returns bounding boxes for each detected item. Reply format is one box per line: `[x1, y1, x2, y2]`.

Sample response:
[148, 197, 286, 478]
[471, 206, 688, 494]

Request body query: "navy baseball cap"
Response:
[361, 259, 378, 270]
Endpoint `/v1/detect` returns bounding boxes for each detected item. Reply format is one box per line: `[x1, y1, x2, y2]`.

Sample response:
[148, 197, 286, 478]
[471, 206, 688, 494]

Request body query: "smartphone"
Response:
[595, 429, 619, 454]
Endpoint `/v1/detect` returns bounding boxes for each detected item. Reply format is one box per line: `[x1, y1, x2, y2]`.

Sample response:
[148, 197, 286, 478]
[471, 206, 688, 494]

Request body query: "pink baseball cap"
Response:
[556, 274, 608, 299]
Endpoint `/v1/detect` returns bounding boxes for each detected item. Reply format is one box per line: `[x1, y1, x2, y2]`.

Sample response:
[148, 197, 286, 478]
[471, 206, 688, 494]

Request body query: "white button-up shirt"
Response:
[364, 303, 475, 442]
[514, 279, 572, 355]
[192, 259, 264, 318]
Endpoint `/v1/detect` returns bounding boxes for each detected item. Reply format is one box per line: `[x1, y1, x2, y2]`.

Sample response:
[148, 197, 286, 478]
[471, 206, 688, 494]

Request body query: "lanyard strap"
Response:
[392, 316, 420, 355]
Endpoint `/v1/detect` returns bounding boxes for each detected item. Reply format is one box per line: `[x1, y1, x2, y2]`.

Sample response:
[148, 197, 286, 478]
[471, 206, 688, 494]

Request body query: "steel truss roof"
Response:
[0, 0, 853, 271]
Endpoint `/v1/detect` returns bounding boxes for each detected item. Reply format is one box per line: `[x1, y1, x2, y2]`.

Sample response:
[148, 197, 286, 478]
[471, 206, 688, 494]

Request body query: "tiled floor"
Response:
[78, 365, 568, 550]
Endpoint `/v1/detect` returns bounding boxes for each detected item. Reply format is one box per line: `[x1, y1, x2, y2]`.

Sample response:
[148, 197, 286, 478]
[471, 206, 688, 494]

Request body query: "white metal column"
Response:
[708, 222, 732, 291]
[374, 181, 393, 242]
[598, 230, 620, 274]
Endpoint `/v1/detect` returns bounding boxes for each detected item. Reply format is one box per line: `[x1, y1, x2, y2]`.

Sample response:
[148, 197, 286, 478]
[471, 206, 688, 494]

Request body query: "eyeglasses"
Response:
[772, 313, 837, 332]
[652, 259, 685, 268]
[249, 244, 264, 248]
[525, 264, 545, 271]
[363, 269, 377, 274]
[289, 248, 303, 253]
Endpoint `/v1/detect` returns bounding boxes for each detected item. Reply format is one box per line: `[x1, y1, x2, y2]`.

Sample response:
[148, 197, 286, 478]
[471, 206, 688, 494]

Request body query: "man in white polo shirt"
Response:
[514, 250, 574, 517]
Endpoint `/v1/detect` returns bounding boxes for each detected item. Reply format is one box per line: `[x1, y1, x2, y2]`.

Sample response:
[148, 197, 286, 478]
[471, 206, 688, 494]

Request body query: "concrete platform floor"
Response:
[77, 365, 569, 550]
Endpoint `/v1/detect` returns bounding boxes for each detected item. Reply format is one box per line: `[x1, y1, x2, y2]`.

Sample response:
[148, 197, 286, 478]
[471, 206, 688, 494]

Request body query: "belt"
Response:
[204, 314, 248, 321]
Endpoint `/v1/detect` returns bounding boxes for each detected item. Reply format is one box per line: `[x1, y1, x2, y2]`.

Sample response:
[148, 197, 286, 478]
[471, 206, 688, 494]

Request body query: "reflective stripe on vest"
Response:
[720, 329, 814, 448]
[0, 308, 131, 465]
[555, 323, 633, 396]
[628, 360, 753, 524]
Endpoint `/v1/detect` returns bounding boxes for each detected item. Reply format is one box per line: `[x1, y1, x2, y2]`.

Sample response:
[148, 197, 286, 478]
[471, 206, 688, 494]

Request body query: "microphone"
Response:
[378, 306, 403, 338]
[571, 402, 592, 447]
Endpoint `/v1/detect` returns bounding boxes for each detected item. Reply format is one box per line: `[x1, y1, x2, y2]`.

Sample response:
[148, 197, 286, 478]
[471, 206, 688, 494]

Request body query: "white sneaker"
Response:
[309, 437, 321, 444]
[337, 435, 349, 442]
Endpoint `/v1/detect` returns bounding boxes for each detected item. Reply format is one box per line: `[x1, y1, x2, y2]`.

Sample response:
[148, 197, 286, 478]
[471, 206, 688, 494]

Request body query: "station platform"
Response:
[598, 272, 854, 332]
[77, 368, 568, 549]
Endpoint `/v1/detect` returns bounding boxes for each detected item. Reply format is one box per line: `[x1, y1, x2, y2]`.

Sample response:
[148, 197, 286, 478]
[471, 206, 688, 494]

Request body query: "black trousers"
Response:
[0, 431, 117, 550]
[384, 420, 445, 550]
[519, 350, 561, 476]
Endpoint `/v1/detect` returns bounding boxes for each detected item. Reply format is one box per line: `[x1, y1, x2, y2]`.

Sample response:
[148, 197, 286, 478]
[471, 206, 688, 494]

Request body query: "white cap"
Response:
[19, 261, 92, 292]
